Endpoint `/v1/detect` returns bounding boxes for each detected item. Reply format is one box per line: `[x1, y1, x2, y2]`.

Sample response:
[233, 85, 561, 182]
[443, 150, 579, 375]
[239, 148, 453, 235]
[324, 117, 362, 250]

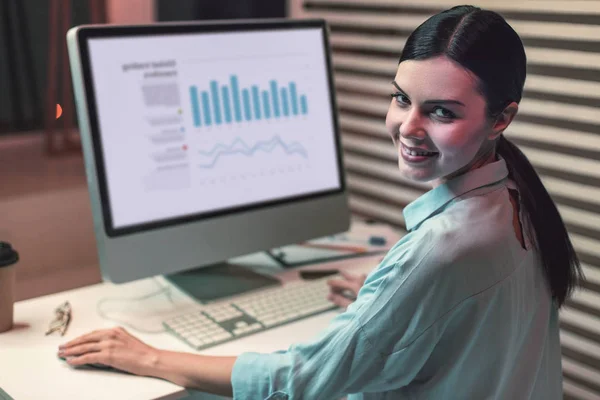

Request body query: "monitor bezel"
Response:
[75, 19, 346, 237]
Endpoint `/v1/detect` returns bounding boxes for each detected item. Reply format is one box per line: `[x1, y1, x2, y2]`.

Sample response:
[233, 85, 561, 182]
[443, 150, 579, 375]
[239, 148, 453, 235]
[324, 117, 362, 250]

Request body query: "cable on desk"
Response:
[96, 277, 175, 334]
[265, 249, 292, 267]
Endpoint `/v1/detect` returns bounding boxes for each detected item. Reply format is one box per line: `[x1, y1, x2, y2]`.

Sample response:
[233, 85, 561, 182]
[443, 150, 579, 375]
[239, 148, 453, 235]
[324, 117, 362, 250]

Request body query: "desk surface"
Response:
[0, 224, 400, 400]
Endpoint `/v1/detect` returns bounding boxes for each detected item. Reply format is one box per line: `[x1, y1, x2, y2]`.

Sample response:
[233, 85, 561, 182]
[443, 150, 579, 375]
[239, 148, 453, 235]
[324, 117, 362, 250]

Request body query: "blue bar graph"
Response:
[270, 80, 280, 118]
[262, 91, 271, 119]
[289, 82, 298, 115]
[189, 75, 309, 127]
[300, 95, 308, 115]
[242, 89, 252, 121]
[251, 85, 262, 120]
[190, 86, 201, 127]
[231, 75, 242, 122]
[280, 88, 289, 117]
[210, 81, 222, 125]
[201, 91, 212, 126]
[221, 87, 232, 123]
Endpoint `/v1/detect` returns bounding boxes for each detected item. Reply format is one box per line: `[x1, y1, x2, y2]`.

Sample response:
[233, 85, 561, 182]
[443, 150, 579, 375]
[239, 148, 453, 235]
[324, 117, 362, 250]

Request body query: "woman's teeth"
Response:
[405, 147, 437, 156]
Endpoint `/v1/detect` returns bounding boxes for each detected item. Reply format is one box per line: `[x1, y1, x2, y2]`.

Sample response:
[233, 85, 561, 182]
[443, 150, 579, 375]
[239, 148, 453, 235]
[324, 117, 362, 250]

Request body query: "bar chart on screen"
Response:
[181, 66, 318, 181]
[189, 75, 309, 128]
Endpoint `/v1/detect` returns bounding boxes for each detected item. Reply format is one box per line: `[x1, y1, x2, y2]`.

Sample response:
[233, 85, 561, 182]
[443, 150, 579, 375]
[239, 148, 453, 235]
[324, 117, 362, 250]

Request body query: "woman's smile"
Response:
[400, 143, 439, 164]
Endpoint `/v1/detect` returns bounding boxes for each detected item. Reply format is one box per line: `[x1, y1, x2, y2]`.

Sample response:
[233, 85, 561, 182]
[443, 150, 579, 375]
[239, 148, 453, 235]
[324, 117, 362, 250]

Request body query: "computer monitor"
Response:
[66, 19, 350, 300]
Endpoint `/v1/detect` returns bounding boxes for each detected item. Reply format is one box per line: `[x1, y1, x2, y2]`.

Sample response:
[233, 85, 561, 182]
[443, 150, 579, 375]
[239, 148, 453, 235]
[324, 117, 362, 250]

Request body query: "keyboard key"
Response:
[213, 332, 233, 341]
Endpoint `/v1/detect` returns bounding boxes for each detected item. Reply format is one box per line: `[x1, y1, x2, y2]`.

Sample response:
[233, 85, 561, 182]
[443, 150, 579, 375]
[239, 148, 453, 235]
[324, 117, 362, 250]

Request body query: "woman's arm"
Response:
[151, 350, 236, 396]
[58, 327, 235, 397]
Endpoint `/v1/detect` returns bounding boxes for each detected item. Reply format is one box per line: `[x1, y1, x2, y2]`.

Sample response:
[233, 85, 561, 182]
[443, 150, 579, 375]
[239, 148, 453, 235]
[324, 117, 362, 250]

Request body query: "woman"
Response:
[58, 5, 582, 399]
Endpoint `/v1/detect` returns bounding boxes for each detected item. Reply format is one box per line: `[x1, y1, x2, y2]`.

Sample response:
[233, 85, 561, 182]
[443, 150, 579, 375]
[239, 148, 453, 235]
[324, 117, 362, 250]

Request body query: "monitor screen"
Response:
[85, 26, 343, 234]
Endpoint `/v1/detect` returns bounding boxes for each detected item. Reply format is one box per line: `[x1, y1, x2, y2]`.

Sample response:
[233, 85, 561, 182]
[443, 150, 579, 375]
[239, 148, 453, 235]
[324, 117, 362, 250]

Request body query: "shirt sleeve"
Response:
[230, 230, 469, 400]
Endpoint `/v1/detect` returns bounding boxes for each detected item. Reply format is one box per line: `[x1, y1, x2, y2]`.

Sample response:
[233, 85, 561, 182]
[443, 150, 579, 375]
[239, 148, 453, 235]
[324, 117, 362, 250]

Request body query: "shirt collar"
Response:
[403, 157, 509, 231]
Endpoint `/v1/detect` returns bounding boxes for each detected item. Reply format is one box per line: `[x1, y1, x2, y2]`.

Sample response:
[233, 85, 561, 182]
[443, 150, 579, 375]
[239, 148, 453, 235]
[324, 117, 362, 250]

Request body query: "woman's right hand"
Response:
[326, 271, 367, 309]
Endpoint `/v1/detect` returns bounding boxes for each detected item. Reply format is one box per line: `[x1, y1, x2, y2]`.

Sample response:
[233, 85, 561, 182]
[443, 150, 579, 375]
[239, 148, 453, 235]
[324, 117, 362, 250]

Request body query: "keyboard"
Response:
[163, 275, 340, 350]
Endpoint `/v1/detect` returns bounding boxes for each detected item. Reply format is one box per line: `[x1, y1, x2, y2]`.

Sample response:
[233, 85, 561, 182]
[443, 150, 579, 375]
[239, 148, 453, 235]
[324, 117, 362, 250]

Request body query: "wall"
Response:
[290, 1, 600, 398]
[106, 0, 155, 24]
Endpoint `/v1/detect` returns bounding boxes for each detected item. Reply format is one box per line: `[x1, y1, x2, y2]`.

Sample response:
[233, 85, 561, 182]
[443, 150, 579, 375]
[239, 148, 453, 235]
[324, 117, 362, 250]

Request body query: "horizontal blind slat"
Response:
[340, 120, 600, 209]
[346, 156, 600, 253]
[336, 70, 600, 101]
[516, 145, 600, 180]
[344, 152, 430, 190]
[562, 360, 600, 399]
[557, 207, 600, 235]
[562, 380, 600, 400]
[570, 289, 600, 314]
[330, 32, 600, 70]
[563, 358, 600, 387]
[349, 195, 406, 226]
[348, 174, 421, 205]
[339, 112, 600, 157]
[561, 331, 600, 360]
[581, 264, 600, 287]
[304, 0, 600, 14]
[506, 122, 600, 153]
[337, 92, 600, 129]
[570, 234, 600, 260]
[305, 9, 600, 41]
[560, 307, 600, 338]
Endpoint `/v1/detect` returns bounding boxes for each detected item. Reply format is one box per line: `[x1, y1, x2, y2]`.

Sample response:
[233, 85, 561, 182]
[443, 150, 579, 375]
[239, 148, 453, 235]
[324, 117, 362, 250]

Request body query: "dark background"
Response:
[0, 0, 92, 134]
[156, 0, 286, 21]
[0, 0, 286, 135]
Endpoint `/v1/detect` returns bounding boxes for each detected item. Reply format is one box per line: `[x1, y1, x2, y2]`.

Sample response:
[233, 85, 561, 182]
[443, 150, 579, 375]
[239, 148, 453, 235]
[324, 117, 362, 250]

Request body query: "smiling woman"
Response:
[58, 5, 583, 400]
[387, 5, 581, 309]
[386, 56, 498, 184]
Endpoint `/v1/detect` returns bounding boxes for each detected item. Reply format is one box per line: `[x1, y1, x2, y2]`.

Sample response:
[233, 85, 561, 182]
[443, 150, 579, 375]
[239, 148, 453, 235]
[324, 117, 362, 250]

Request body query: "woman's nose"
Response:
[399, 109, 426, 140]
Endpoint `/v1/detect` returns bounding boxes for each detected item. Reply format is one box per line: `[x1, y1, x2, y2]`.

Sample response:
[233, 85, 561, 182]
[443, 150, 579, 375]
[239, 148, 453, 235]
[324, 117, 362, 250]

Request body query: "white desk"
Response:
[0, 225, 400, 400]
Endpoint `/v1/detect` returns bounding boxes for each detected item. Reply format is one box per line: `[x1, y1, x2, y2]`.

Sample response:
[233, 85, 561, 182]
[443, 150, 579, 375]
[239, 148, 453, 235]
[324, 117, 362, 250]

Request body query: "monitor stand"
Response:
[164, 261, 281, 304]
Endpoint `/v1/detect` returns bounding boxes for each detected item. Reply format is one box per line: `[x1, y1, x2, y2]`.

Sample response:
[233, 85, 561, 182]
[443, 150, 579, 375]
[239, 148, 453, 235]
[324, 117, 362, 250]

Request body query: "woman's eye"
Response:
[391, 93, 409, 105]
[432, 106, 456, 119]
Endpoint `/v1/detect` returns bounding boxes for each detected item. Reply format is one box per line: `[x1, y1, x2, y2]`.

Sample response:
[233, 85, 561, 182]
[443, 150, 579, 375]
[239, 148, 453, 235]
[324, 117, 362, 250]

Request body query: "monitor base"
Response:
[165, 262, 281, 304]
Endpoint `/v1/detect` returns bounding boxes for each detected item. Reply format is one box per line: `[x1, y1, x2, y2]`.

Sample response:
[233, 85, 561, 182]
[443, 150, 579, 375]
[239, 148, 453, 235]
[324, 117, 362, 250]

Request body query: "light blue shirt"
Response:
[231, 158, 562, 399]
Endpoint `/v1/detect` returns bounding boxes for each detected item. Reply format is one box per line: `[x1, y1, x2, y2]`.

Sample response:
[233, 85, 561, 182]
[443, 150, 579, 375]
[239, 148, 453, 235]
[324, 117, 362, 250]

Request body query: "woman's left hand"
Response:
[57, 326, 159, 376]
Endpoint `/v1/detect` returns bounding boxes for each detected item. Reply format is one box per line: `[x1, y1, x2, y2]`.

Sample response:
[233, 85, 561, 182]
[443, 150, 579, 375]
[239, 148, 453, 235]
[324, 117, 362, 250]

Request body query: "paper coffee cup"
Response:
[0, 242, 19, 334]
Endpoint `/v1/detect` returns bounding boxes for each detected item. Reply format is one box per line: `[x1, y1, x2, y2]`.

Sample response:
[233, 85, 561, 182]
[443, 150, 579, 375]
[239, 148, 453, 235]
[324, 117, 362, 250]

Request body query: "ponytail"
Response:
[496, 135, 583, 307]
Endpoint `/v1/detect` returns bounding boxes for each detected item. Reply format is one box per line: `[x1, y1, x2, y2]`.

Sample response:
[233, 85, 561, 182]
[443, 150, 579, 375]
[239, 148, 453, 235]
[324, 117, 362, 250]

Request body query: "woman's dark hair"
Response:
[399, 5, 582, 307]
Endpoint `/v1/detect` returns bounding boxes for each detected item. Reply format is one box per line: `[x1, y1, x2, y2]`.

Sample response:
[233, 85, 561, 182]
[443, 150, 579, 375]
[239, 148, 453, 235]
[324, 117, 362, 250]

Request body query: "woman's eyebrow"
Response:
[391, 81, 466, 107]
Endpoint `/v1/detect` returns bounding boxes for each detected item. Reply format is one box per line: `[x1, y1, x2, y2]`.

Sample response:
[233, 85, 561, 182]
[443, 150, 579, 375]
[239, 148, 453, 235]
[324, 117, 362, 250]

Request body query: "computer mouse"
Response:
[58, 355, 115, 371]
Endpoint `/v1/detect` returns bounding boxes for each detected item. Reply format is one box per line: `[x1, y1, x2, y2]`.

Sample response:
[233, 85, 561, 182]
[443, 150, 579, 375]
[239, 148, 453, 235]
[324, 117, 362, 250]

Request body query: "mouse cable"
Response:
[96, 277, 175, 334]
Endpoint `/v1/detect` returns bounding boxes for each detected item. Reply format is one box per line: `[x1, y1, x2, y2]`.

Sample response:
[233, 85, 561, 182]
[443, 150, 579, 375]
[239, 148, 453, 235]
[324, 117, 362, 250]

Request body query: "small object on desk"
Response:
[45, 301, 72, 336]
[303, 233, 388, 253]
[367, 235, 387, 246]
[300, 269, 339, 280]
[337, 234, 387, 247]
[299, 242, 369, 253]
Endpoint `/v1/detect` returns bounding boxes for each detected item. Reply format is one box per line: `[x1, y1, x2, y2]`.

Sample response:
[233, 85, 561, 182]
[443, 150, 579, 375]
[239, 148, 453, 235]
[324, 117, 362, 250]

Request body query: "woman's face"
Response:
[385, 55, 500, 186]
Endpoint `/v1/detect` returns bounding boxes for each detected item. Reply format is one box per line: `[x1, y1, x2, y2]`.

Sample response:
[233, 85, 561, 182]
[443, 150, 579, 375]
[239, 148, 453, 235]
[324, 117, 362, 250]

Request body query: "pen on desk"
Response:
[299, 242, 370, 253]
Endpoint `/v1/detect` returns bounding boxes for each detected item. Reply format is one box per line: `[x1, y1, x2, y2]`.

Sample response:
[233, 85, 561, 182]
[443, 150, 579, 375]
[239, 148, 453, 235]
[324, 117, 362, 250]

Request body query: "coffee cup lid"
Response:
[0, 242, 19, 268]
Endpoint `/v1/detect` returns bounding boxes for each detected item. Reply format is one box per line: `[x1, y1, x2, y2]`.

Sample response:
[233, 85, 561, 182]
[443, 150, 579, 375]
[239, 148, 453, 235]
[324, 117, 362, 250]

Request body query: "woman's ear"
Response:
[489, 102, 518, 141]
